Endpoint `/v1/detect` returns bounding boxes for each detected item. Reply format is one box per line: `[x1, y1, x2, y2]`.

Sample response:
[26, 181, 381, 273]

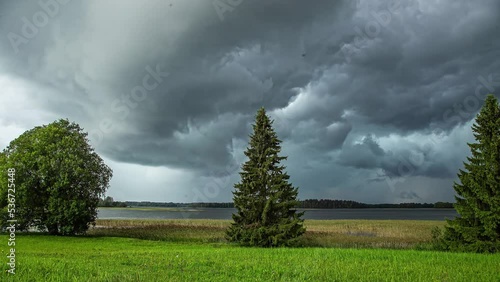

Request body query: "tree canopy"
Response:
[0, 119, 112, 235]
[440, 94, 500, 253]
[226, 108, 305, 247]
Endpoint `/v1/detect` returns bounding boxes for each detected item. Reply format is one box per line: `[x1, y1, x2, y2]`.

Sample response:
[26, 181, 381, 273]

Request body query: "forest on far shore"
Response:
[98, 197, 454, 209]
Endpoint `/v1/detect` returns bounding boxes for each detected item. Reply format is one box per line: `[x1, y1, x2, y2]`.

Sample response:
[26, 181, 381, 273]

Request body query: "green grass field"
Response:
[2, 220, 500, 281]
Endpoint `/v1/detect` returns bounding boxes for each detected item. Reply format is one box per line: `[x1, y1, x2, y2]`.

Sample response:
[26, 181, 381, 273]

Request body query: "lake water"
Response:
[97, 208, 458, 221]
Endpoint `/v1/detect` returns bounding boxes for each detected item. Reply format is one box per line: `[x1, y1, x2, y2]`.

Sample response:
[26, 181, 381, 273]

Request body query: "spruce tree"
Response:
[226, 108, 305, 247]
[441, 94, 500, 253]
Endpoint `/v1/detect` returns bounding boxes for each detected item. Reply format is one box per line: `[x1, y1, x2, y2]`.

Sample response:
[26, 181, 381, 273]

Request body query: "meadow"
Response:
[90, 219, 444, 249]
[2, 219, 500, 281]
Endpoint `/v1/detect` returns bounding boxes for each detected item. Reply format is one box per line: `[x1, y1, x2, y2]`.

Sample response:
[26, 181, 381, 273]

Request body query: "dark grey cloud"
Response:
[338, 134, 384, 169]
[399, 191, 421, 200]
[1, 0, 499, 203]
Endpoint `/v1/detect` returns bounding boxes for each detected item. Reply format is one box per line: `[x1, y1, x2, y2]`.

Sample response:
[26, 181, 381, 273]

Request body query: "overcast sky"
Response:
[1, 0, 499, 203]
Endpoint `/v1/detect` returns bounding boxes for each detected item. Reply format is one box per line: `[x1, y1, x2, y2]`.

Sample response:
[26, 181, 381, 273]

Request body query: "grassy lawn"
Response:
[1, 220, 499, 281]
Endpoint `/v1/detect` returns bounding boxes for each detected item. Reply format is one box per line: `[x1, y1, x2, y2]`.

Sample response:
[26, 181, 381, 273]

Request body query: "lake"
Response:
[97, 207, 458, 221]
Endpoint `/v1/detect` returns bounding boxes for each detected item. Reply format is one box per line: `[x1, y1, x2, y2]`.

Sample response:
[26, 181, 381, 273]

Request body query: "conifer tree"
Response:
[226, 108, 305, 247]
[441, 94, 500, 252]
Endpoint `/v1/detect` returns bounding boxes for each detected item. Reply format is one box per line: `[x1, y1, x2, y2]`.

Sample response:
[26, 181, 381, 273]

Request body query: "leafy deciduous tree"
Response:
[0, 119, 112, 235]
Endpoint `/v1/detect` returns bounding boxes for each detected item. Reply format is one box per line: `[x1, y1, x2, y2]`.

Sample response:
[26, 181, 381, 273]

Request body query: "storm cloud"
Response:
[1, 0, 499, 203]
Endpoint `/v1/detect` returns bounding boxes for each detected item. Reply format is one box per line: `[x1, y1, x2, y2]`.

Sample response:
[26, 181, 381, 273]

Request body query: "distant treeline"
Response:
[98, 196, 127, 207]
[123, 201, 234, 208]
[105, 199, 454, 209]
[299, 199, 454, 209]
